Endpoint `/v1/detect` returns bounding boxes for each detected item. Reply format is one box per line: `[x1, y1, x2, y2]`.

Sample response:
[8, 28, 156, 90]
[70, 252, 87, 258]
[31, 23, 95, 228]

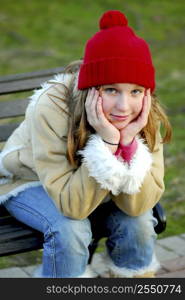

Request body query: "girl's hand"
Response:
[120, 89, 151, 145]
[85, 88, 120, 152]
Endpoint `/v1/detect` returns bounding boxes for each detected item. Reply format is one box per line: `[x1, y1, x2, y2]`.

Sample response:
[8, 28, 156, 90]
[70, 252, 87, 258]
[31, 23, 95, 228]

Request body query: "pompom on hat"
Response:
[78, 10, 155, 92]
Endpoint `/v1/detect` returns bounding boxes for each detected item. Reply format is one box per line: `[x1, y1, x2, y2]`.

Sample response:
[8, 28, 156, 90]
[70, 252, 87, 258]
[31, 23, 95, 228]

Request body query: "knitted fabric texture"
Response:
[78, 10, 155, 92]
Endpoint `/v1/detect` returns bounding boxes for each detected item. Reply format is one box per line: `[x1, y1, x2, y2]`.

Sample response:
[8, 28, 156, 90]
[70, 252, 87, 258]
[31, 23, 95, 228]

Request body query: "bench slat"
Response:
[0, 214, 43, 256]
[0, 99, 29, 119]
[0, 225, 30, 234]
[0, 123, 20, 142]
[0, 206, 9, 217]
[0, 236, 43, 257]
[0, 215, 34, 227]
[0, 67, 65, 257]
[0, 67, 65, 83]
[0, 76, 52, 95]
[0, 228, 39, 241]
[0, 216, 20, 226]
[0, 67, 64, 95]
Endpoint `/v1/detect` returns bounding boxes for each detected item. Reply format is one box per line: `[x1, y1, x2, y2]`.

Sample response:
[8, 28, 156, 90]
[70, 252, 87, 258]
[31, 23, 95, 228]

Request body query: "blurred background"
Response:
[0, 0, 185, 268]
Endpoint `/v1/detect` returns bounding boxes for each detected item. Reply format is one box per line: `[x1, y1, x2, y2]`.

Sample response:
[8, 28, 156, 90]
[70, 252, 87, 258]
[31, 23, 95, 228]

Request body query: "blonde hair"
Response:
[63, 60, 172, 168]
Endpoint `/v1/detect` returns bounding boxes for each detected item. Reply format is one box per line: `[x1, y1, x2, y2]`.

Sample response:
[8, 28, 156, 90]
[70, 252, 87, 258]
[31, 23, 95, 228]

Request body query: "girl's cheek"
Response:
[101, 96, 106, 111]
[101, 96, 110, 113]
[139, 101, 143, 113]
[133, 101, 143, 116]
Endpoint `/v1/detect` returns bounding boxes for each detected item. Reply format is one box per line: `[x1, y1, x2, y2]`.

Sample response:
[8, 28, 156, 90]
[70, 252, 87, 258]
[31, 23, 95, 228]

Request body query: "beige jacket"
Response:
[0, 73, 165, 219]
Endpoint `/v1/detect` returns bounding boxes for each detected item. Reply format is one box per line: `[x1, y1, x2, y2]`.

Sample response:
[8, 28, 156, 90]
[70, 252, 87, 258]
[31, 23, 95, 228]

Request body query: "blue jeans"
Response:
[4, 186, 157, 277]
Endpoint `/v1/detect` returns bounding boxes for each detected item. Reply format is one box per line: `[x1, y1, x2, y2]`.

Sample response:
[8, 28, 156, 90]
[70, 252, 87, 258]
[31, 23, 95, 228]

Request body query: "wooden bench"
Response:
[0, 67, 64, 256]
[0, 67, 166, 260]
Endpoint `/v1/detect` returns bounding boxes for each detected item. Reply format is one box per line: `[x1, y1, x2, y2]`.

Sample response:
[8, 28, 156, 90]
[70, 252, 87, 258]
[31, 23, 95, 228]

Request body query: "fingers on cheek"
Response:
[145, 88, 150, 95]
[85, 91, 92, 108]
[144, 89, 151, 107]
[97, 96, 102, 106]
[88, 88, 95, 102]
[98, 98, 104, 117]
[87, 88, 92, 99]
[148, 91, 152, 111]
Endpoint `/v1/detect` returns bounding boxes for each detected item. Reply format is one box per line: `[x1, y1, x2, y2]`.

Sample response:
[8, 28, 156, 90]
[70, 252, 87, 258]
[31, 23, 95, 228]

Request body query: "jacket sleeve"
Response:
[111, 130, 165, 216]
[31, 98, 111, 220]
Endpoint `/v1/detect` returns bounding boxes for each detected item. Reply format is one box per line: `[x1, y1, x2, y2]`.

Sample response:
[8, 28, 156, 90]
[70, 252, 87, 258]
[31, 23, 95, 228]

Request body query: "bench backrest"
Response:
[0, 67, 65, 256]
[0, 67, 64, 143]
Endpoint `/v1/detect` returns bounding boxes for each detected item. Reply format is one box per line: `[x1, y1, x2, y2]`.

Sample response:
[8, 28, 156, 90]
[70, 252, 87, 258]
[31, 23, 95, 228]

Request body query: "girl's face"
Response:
[100, 83, 145, 130]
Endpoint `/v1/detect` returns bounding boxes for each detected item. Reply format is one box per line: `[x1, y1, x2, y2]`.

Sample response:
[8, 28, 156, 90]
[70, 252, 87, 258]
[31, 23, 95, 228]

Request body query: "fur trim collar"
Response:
[29, 73, 73, 107]
[78, 134, 152, 195]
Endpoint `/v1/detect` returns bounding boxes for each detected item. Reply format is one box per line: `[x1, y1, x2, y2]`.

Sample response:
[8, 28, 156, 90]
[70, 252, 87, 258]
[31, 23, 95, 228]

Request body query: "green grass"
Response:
[0, 0, 185, 268]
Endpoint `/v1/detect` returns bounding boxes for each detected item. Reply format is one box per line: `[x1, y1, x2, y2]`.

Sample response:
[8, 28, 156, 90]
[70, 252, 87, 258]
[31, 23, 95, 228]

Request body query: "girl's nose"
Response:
[116, 93, 129, 111]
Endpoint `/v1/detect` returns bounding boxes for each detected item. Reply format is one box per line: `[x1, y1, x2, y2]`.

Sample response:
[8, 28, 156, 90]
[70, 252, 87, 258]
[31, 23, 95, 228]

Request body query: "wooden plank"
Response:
[0, 216, 43, 256]
[0, 215, 33, 228]
[0, 216, 10, 225]
[0, 123, 20, 142]
[0, 225, 30, 234]
[0, 99, 29, 119]
[0, 67, 64, 83]
[0, 67, 64, 95]
[0, 228, 38, 241]
[0, 236, 43, 257]
[0, 212, 43, 256]
[0, 216, 15, 226]
[0, 76, 52, 95]
[0, 98, 29, 119]
[0, 206, 9, 217]
[0, 67, 65, 257]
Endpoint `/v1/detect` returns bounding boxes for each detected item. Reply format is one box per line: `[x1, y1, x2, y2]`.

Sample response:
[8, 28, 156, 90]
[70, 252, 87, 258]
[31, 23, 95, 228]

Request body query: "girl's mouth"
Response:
[110, 114, 129, 121]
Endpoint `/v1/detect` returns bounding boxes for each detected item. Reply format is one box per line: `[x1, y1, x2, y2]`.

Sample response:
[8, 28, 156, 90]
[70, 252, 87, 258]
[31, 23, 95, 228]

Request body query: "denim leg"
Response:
[4, 186, 92, 278]
[105, 205, 158, 271]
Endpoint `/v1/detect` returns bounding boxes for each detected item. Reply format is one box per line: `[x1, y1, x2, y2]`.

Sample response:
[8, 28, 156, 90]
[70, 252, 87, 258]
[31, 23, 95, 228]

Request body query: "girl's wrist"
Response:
[102, 139, 119, 154]
[102, 139, 119, 146]
[120, 136, 135, 146]
[106, 144, 119, 154]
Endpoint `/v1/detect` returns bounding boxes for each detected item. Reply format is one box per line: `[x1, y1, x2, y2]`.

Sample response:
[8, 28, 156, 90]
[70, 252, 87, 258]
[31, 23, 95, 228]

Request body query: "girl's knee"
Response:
[107, 209, 157, 242]
[123, 210, 157, 245]
[48, 216, 92, 247]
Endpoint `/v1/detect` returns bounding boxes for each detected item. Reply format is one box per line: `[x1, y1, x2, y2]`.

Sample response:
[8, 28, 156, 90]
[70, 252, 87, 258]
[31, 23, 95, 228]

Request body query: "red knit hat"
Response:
[78, 10, 155, 92]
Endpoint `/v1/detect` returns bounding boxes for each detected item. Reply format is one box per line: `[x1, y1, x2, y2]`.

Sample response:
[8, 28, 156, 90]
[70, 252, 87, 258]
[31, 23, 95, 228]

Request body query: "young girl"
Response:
[0, 10, 171, 278]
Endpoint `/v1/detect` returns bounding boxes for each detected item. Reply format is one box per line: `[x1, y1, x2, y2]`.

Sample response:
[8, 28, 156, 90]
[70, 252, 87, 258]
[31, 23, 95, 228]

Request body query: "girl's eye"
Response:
[131, 89, 143, 95]
[104, 88, 118, 95]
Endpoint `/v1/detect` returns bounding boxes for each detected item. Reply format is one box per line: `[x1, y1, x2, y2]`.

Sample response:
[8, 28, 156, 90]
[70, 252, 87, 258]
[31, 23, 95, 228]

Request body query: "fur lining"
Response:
[29, 73, 73, 107]
[78, 265, 98, 278]
[78, 134, 152, 195]
[0, 147, 25, 178]
[33, 264, 97, 278]
[90, 251, 160, 278]
[32, 264, 43, 278]
[78, 134, 128, 195]
[0, 181, 41, 205]
[120, 136, 153, 194]
[0, 178, 12, 185]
